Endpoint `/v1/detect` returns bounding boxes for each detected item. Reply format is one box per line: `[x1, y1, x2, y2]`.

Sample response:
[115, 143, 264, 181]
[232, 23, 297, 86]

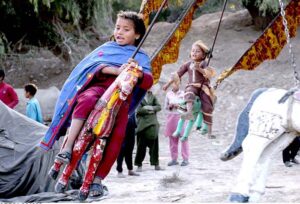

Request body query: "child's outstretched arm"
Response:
[162, 72, 180, 91]
[162, 79, 173, 91]
[101, 66, 123, 76]
[101, 62, 129, 76]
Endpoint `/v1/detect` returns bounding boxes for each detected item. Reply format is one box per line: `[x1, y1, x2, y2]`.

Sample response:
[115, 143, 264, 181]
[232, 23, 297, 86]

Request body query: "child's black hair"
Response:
[116, 11, 146, 46]
[24, 83, 38, 96]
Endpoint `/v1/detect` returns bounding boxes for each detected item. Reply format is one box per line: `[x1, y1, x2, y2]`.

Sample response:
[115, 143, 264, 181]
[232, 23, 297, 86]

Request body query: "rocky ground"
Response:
[5, 9, 300, 202]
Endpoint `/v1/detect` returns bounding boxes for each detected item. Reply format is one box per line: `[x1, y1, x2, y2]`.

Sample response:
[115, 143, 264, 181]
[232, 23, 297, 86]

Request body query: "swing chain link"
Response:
[278, 0, 300, 87]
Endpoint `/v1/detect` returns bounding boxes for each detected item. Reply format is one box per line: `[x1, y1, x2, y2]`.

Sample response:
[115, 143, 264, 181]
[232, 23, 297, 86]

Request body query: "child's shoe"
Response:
[200, 127, 208, 135]
[167, 160, 179, 166]
[208, 134, 216, 139]
[154, 165, 164, 170]
[55, 151, 71, 164]
[180, 160, 189, 166]
[284, 161, 293, 167]
[136, 166, 142, 172]
[128, 170, 140, 176]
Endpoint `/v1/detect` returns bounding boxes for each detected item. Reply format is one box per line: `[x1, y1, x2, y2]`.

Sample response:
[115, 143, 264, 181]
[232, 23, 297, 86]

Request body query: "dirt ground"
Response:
[100, 10, 300, 203]
[5, 9, 300, 202]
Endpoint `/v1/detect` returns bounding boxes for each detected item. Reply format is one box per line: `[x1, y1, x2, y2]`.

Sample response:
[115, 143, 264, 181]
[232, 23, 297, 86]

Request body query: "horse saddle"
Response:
[293, 90, 300, 101]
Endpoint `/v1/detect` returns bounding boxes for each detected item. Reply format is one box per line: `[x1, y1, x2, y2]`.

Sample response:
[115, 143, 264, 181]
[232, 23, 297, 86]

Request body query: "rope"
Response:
[207, 0, 228, 66]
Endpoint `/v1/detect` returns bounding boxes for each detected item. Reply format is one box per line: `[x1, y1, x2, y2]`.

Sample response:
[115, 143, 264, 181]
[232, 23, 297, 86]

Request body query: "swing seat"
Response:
[293, 90, 300, 101]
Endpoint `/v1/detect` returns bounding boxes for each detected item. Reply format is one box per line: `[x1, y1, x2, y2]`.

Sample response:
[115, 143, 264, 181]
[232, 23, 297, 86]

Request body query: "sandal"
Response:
[208, 134, 216, 139]
[55, 151, 72, 164]
[89, 183, 108, 199]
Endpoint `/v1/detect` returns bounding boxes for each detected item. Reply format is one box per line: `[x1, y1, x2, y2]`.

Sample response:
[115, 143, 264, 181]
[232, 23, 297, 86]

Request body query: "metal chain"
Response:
[278, 0, 300, 87]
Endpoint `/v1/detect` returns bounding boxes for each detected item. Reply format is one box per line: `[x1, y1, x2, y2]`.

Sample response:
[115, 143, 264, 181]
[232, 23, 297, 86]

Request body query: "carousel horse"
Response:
[172, 96, 207, 141]
[220, 87, 300, 202]
[48, 62, 143, 201]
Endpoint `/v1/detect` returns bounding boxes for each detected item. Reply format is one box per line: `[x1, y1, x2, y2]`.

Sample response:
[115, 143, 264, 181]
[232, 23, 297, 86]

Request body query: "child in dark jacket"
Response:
[134, 89, 162, 171]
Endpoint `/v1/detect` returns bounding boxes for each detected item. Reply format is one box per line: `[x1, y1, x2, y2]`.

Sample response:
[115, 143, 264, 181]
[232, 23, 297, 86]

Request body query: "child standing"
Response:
[164, 81, 190, 166]
[0, 69, 19, 109]
[163, 40, 216, 138]
[41, 11, 153, 198]
[134, 89, 162, 171]
[24, 83, 43, 124]
[116, 113, 140, 177]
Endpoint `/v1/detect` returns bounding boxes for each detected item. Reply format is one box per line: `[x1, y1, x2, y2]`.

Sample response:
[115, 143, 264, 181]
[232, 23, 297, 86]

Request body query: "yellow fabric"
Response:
[139, 0, 167, 27]
[215, 0, 300, 88]
[151, 0, 207, 83]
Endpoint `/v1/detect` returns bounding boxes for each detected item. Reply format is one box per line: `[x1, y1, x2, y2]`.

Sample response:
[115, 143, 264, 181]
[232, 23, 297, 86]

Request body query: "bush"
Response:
[242, 0, 288, 16]
[242, 0, 288, 29]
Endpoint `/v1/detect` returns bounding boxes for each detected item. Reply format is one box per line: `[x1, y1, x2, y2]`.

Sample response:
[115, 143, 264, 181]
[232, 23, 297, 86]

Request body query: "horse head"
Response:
[118, 63, 142, 101]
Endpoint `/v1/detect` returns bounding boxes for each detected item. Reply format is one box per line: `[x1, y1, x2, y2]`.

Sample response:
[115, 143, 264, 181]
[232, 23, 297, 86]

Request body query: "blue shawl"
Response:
[40, 41, 151, 151]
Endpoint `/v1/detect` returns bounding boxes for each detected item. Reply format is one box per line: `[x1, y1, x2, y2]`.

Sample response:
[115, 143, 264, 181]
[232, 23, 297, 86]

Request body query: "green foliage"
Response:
[197, 0, 224, 14]
[0, 32, 8, 54]
[0, 0, 104, 49]
[111, 0, 196, 23]
[28, 0, 82, 25]
[242, 0, 289, 16]
[0, 0, 247, 53]
[195, 0, 243, 17]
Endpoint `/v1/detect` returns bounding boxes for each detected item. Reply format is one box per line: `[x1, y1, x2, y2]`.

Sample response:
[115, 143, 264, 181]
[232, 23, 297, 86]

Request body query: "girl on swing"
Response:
[163, 40, 216, 139]
[40, 11, 153, 198]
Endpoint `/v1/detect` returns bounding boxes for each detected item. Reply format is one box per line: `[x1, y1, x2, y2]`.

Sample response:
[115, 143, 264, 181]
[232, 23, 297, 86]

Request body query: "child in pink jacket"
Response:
[164, 82, 189, 166]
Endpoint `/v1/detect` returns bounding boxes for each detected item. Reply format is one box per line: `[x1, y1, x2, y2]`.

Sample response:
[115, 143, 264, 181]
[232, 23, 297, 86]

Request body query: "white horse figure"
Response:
[220, 87, 300, 202]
